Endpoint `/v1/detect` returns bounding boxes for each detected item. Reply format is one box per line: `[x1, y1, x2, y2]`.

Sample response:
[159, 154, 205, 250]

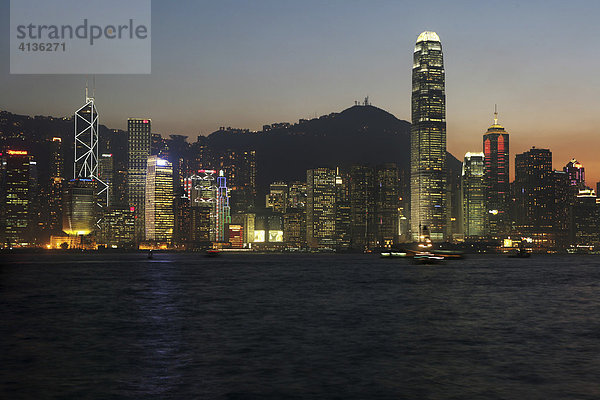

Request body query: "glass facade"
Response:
[410, 31, 447, 241]
[127, 118, 151, 241]
[306, 168, 336, 249]
[461, 152, 486, 238]
[145, 156, 174, 242]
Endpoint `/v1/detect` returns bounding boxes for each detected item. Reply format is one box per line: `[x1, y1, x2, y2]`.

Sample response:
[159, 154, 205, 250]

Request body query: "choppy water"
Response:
[2, 253, 600, 399]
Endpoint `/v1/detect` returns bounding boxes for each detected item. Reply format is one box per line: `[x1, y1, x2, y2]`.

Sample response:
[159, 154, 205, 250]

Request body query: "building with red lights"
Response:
[483, 109, 510, 237]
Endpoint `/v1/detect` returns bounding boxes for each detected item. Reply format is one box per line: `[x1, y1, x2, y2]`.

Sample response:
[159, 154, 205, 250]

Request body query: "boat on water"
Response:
[205, 249, 221, 257]
[508, 239, 532, 258]
[508, 249, 531, 258]
[413, 251, 445, 264]
[380, 251, 408, 258]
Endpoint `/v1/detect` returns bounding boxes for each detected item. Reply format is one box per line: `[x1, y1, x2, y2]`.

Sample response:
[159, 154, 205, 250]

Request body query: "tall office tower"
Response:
[461, 152, 486, 238]
[266, 182, 288, 214]
[376, 163, 400, 248]
[513, 147, 553, 233]
[285, 181, 307, 248]
[349, 165, 375, 250]
[410, 31, 447, 241]
[127, 118, 151, 241]
[0, 150, 31, 247]
[63, 179, 96, 236]
[572, 189, 600, 247]
[48, 138, 64, 232]
[483, 108, 510, 237]
[283, 210, 305, 248]
[288, 181, 307, 209]
[219, 150, 257, 212]
[186, 170, 218, 245]
[552, 170, 572, 249]
[306, 168, 336, 249]
[165, 134, 190, 183]
[98, 208, 135, 248]
[145, 156, 174, 242]
[74, 89, 108, 205]
[151, 133, 169, 158]
[563, 159, 586, 189]
[190, 138, 214, 172]
[27, 160, 42, 245]
[98, 154, 114, 208]
[334, 169, 351, 250]
[215, 170, 231, 242]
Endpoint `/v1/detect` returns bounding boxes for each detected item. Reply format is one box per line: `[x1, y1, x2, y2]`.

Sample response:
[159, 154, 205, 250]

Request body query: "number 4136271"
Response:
[18, 42, 66, 52]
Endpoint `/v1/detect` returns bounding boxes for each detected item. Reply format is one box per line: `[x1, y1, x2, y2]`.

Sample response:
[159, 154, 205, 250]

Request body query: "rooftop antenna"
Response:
[85, 78, 89, 100]
[494, 104, 498, 125]
[92, 75, 96, 99]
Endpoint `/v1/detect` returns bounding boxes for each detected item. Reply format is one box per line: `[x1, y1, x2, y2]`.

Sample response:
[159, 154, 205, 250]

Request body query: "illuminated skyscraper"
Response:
[98, 153, 114, 208]
[350, 165, 375, 250]
[563, 159, 586, 189]
[461, 152, 486, 238]
[145, 156, 174, 242]
[334, 169, 351, 250]
[0, 150, 31, 247]
[63, 179, 96, 236]
[127, 118, 151, 241]
[266, 182, 288, 214]
[375, 163, 400, 248]
[572, 189, 600, 247]
[185, 170, 216, 245]
[410, 31, 447, 241]
[215, 170, 231, 242]
[48, 138, 64, 232]
[284, 181, 307, 248]
[306, 168, 336, 249]
[74, 89, 108, 205]
[483, 108, 510, 237]
[219, 150, 256, 212]
[513, 147, 553, 233]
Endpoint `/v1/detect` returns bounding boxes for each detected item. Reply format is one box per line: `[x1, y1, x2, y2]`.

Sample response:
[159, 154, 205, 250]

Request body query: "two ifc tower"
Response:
[410, 31, 508, 241]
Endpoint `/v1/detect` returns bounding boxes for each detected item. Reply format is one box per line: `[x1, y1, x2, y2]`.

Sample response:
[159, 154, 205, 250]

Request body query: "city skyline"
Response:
[2, 1, 600, 183]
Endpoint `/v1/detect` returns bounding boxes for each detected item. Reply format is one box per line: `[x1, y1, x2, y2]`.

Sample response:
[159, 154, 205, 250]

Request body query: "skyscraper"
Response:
[513, 147, 553, 233]
[563, 159, 586, 189]
[127, 118, 151, 241]
[483, 108, 510, 237]
[0, 150, 31, 247]
[306, 168, 336, 249]
[461, 152, 486, 238]
[410, 31, 447, 241]
[572, 189, 600, 247]
[62, 179, 96, 237]
[349, 165, 375, 250]
[74, 90, 108, 205]
[145, 156, 174, 242]
[215, 170, 231, 242]
[375, 163, 400, 248]
[219, 150, 256, 212]
[334, 169, 351, 250]
[48, 137, 64, 233]
[98, 153, 114, 208]
[266, 182, 288, 214]
[186, 170, 217, 245]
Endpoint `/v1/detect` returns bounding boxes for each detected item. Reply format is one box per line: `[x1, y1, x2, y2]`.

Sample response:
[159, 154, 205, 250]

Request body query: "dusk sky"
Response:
[1, 0, 599, 183]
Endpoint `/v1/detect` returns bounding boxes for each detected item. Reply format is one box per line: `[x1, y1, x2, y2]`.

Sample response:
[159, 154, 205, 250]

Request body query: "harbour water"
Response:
[2, 253, 600, 399]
